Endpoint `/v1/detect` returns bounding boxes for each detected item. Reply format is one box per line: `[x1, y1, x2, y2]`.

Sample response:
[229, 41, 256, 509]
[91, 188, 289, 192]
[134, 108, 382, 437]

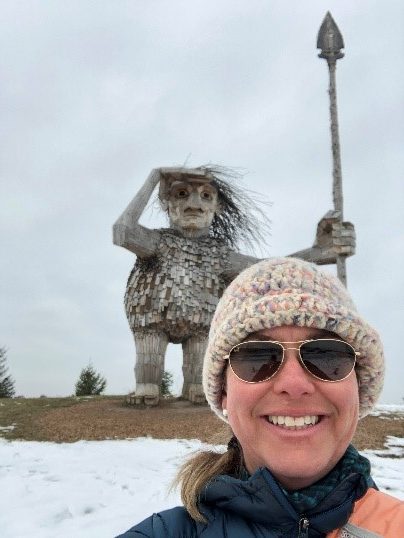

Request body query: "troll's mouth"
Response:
[184, 208, 204, 215]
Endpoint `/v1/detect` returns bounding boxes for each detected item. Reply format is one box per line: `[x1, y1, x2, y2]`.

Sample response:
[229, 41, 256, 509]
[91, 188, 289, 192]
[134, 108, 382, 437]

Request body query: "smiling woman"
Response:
[222, 325, 361, 491]
[116, 257, 404, 538]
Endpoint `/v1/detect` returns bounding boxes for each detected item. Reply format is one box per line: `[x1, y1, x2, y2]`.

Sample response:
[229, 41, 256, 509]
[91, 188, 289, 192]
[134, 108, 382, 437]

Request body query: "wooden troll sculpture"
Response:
[113, 167, 355, 405]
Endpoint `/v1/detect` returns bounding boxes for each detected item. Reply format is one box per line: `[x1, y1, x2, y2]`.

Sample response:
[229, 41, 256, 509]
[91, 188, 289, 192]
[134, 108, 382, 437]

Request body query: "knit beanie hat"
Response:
[203, 257, 384, 420]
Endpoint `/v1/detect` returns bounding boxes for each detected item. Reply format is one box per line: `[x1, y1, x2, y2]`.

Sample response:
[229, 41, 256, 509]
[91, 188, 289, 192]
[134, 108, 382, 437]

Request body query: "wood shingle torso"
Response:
[124, 230, 232, 343]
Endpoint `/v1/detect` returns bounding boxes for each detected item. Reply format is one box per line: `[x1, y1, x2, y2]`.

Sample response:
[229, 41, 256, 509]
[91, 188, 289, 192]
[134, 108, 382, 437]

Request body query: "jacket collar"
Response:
[200, 466, 369, 536]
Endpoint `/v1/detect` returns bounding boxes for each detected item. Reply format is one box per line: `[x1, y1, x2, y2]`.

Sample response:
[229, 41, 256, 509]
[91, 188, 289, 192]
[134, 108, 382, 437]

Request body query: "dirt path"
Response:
[33, 398, 228, 443]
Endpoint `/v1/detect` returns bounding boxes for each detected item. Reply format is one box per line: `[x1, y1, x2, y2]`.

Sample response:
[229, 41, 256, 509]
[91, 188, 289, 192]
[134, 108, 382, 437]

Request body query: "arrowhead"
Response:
[317, 12, 344, 59]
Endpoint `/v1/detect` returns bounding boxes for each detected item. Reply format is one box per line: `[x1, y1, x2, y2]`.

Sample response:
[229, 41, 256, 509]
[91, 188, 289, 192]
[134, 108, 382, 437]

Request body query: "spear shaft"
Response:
[317, 12, 347, 285]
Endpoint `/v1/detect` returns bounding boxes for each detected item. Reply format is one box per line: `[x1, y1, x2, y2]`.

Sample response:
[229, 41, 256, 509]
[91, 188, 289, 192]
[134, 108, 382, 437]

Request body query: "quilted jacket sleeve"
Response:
[115, 507, 198, 538]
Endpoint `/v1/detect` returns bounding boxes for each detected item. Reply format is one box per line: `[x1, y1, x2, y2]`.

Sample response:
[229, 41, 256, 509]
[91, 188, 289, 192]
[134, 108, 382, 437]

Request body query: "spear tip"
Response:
[317, 11, 344, 60]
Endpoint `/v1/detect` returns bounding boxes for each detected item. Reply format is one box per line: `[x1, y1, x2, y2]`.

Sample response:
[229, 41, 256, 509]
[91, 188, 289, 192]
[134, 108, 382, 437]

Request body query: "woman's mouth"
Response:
[266, 415, 320, 429]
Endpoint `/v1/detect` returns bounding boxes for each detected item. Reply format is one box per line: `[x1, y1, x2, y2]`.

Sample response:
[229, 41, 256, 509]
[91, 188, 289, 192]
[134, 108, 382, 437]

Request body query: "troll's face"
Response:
[167, 179, 219, 231]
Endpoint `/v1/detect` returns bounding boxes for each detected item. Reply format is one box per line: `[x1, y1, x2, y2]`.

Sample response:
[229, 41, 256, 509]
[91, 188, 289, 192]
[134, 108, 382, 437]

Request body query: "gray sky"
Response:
[1, 1, 403, 402]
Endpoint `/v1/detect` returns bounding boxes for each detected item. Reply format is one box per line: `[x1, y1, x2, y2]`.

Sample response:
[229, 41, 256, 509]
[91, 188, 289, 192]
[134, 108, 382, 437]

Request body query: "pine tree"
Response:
[160, 370, 174, 398]
[0, 347, 15, 398]
[75, 364, 106, 396]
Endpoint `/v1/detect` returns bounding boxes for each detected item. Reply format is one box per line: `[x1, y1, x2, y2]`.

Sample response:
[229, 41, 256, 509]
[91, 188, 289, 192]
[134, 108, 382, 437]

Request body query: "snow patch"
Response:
[0, 437, 402, 538]
[371, 404, 404, 416]
[0, 424, 16, 432]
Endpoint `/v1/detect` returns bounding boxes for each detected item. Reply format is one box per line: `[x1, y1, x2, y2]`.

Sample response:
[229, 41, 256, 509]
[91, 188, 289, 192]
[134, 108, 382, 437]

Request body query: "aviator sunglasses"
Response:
[225, 338, 360, 383]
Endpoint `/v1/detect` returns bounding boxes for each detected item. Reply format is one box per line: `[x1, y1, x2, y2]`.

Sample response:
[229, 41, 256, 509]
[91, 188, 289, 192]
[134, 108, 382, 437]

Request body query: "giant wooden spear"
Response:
[317, 12, 347, 286]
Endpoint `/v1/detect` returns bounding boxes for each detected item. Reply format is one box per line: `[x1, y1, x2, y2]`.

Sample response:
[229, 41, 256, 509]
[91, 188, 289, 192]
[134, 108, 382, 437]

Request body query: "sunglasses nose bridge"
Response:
[281, 344, 302, 360]
[280, 345, 306, 374]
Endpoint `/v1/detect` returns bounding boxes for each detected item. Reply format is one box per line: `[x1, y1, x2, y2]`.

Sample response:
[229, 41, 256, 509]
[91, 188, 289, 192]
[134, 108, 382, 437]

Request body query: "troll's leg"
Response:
[182, 335, 208, 404]
[133, 332, 168, 405]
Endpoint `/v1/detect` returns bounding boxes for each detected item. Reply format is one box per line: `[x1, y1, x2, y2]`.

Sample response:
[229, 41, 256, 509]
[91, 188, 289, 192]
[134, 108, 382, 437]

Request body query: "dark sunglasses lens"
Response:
[300, 340, 356, 381]
[229, 342, 283, 382]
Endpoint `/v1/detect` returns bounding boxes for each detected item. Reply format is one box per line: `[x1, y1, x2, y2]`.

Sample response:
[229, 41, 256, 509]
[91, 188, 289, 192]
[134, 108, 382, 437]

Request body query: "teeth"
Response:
[267, 415, 319, 428]
[285, 416, 295, 427]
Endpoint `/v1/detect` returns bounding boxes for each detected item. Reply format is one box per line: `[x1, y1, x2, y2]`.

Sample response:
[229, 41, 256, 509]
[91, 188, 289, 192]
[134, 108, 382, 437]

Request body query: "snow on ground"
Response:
[0, 423, 15, 432]
[0, 436, 403, 538]
[363, 436, 404, 500]
[0, 437, 217, 538]
[370, 404, 404, 417]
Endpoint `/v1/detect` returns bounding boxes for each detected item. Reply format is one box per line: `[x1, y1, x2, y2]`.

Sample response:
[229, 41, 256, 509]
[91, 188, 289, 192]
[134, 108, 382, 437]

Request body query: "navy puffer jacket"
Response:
[116, 466, 370, 537]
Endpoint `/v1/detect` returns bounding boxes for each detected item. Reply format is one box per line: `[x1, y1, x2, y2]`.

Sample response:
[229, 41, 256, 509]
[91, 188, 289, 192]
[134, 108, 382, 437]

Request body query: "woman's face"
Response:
[222, 325, 359, 490]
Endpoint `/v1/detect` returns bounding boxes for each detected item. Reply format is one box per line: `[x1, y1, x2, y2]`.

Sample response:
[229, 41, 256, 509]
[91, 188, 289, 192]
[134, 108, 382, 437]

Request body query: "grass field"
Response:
[0, 396, 403, 451]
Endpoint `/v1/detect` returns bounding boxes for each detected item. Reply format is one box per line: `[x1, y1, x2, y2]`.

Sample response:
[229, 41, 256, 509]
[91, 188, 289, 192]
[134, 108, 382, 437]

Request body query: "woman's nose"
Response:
[271, 348, 315, 398]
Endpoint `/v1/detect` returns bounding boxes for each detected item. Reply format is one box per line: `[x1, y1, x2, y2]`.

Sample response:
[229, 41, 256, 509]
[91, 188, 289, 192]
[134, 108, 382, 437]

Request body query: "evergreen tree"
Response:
[75, 363, 106, 396]
[160, 370, 174, 398]
[0, 347, 15, 398]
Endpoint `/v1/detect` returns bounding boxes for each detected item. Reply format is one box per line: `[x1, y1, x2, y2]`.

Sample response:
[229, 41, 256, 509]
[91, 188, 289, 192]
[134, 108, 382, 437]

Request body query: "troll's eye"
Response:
[201, 191, 212, 200]
[176, 190, 188, 198]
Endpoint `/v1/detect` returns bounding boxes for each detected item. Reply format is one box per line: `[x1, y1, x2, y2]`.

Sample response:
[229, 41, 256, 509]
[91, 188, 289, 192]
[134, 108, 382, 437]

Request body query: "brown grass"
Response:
[0, 397, 403, 452]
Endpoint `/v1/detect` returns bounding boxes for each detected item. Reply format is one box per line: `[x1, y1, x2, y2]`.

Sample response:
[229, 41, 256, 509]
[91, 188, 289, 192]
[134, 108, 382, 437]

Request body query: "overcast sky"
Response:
[1, 0, 403, 403]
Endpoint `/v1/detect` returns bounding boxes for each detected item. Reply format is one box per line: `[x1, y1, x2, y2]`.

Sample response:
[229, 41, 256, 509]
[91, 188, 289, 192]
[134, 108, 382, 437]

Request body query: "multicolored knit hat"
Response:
[203, 257, 384, 420]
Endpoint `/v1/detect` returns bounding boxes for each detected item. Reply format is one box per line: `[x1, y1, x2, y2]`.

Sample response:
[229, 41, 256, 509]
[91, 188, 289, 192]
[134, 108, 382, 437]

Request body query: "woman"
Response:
[117, 257, 403, 537]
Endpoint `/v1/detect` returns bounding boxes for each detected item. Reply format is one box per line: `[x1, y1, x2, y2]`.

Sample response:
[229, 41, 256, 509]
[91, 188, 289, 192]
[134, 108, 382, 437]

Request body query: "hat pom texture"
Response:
[203, 257, 384, 421]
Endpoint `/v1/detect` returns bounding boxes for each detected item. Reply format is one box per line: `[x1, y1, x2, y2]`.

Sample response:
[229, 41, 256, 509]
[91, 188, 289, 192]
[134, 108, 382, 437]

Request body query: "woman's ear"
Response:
[221, 367, 228, 415]
[221, 391, 227, 414]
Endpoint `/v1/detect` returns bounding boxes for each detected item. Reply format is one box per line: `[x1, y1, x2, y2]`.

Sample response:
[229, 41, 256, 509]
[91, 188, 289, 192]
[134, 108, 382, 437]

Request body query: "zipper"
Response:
[298, 516, 309, 537]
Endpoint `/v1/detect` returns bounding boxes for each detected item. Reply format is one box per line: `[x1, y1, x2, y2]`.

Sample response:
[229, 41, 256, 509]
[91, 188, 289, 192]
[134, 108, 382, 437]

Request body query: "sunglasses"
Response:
[226, 338, 360, 383]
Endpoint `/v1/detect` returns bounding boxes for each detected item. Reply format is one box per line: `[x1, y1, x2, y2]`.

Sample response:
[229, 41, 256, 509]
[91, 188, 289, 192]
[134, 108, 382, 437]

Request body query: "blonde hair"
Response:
[173, 436, 243, 522]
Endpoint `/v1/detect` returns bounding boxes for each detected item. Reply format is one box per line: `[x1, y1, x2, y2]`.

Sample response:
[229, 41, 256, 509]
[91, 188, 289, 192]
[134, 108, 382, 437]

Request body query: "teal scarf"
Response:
[284, 444, 372, 513]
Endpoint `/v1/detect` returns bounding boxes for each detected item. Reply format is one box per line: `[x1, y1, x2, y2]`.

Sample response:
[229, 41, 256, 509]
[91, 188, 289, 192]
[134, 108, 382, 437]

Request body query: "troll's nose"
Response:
[186, 190, 204, 208]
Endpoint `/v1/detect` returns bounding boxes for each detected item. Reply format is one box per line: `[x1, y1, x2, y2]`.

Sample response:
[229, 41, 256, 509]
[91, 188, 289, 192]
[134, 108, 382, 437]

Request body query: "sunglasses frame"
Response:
[225, 338, 360, 384]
